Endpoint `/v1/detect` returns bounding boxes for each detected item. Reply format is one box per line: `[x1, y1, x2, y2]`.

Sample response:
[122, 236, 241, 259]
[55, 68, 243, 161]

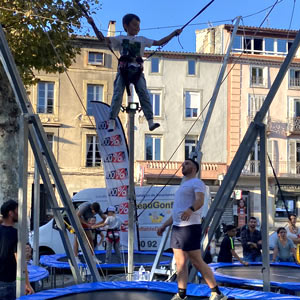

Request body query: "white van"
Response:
[31, 185, 211, 255]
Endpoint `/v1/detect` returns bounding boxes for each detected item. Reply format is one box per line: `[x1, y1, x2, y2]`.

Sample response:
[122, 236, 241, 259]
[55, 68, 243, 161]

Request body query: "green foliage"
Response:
[0, 0, 100, 85]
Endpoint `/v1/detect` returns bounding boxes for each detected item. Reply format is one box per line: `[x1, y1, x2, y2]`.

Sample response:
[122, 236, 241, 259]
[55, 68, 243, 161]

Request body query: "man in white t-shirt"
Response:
[100, 13, 181, 132]
[93, 206, 122, 263]
[157, 159, 227, 300]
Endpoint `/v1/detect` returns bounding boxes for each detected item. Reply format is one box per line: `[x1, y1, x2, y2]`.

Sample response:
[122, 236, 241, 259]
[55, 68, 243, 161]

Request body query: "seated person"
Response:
[272, 227, 296, 262]
[218, 224, 248, 265]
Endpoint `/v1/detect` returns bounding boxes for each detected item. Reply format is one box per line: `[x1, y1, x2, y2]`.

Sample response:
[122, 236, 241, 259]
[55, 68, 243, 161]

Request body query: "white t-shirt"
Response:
[172, 177, 206, 227]
[286, 226, 300, 242]
[109, 35, 154, 58]
[105, 215, 122, 230]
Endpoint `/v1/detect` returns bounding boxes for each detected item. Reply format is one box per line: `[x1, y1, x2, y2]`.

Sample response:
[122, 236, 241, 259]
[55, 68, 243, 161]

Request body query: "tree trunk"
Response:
[0, 63, 20, 206]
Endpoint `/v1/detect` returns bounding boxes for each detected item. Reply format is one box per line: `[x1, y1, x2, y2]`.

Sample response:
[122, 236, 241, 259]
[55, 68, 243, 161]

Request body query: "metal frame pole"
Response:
[127, 84, 136, 281]
[16, 114, 29, 298]
[259, 124, 270, 292]
[0, 24, 99, 282]
[192, 17, 241, 176]
[33, 162, 40, 266]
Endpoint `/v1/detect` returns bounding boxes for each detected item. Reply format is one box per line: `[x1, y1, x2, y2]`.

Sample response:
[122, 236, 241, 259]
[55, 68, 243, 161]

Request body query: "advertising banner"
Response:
[91, 101, 130, 247]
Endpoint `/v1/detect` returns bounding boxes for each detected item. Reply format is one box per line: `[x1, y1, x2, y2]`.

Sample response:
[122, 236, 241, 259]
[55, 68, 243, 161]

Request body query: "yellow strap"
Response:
[297, 244, 300, 264]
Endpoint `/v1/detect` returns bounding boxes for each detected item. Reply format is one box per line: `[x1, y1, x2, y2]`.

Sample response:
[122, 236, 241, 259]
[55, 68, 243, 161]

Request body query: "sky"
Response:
[84, 0, 300, 53]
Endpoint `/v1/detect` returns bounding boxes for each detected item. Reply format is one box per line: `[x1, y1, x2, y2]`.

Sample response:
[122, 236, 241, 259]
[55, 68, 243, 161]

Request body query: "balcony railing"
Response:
[242, 160, 300, 176]
[289, 78, 300, 88]
[136, 160, 227, 181]
[288, 117, 300, 133]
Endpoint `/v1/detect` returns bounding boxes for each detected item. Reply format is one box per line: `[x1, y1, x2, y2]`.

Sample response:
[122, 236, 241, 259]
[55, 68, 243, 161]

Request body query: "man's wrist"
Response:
[189, 206, 195, 212]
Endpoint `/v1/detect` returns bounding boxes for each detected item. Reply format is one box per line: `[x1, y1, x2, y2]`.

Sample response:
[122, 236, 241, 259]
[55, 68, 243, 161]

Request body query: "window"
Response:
[185, 138, 197, 160]
[248, 94, 266, 119]
[288, 140, 300, 174]
[185, 91, 201, 118]
[289, 69, 300, 88]
[148, 90, 161, 116]
[188, 60, 196, 75]
[288, 98, 300, 133]
[145, 135, 161, 160]
[151, 57, 159, 73]
[87, 84, 103, 115]
[275, 196, 297, 218]
[86, 135, 101, 167]
[232, 35, 292, 56]
[46, 133, 54, 150]
[247, 140, 260, 174]
[37, 82, 54, 114]
[88, 52, 104, 65]
[265, 38, 274, 55]
[250, 66, 265, 86]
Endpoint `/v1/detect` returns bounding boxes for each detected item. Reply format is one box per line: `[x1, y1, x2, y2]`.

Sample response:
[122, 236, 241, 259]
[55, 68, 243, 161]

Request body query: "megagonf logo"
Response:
[104, 151, 126, 163]
[108, 185, 128, 197]
[106, 168, 128, 180]
[102, 135, 122, 147]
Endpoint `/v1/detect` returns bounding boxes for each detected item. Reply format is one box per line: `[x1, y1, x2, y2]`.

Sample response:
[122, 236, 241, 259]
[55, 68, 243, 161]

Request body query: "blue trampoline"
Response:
[18, 281, 300, 300]
[40, 250, 173, 270]
[28, 264, 49, 282]
[205, 262, 300, 293]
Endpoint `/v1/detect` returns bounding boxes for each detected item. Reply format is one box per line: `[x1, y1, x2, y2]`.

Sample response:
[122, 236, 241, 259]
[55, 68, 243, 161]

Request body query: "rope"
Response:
[267, 154, 291, 221]
[147, 0, 215, 60]
[73, 0, 119, 60]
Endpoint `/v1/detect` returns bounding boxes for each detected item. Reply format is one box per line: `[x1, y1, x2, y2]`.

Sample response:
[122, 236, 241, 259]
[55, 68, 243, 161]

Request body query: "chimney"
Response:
[107, 20, 116, 37]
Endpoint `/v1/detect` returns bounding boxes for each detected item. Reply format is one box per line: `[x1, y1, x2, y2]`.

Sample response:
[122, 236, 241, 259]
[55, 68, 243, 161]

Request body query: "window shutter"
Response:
[289, 140, 296, 174]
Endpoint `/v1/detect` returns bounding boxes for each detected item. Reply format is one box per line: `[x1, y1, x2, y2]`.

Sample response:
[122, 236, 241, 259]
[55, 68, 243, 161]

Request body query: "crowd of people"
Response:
[218, 214, 299, 264]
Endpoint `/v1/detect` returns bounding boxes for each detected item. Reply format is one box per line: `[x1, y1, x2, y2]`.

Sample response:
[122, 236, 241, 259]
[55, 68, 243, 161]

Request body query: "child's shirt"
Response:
[109, 35, 154, 58]
[275, 238, 295, 261]
[218, 234, 234, 263]
[104, 215, 122, 230]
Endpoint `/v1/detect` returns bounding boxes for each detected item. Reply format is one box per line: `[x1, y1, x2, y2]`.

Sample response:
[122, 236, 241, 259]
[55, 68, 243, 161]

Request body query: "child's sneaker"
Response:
[107, 119, 116, 132]
[170, 293, 187, 300]
[148, 119, 160, 131]
[209, 292, 228, 300]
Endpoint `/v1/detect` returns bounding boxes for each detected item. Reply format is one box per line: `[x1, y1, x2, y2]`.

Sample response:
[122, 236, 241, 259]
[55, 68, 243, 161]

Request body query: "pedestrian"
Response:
[92, 206, 123, 263]
[272, 227, 296, 262]
[96, 13, 182, 132]
[240, 217, 262, 262]
[286, 214, 300, 245]
[157, 159, 227, 300]
[0, 200, 34, 299]
[218, 224, 248, 265]
[73, 202, 106, 263]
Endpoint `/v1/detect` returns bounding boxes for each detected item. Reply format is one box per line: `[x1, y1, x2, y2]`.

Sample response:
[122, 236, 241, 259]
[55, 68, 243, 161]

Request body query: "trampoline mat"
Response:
[51, 290, 233, 300]
[58, 253, 171, 265]
[216, 265, 300, 282]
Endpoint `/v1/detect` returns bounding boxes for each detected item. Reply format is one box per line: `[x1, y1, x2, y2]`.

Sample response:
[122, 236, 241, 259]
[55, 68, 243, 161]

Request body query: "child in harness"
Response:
[101, 13, 182, 132]
[92, 205, 123, 263]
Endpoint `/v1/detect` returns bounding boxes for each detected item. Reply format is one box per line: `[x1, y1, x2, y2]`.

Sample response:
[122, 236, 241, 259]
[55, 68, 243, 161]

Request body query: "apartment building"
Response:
[27, 35, 119, 224]
[196, 25, 300, 228]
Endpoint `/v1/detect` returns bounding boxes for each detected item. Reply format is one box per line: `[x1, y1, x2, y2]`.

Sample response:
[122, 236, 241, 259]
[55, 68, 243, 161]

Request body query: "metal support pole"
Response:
[127, 84, 137, 281]
[16, 114, 29, 298]
[33, 162, 40, 266]
[259, 124, 270, 292]
[191, 16, 241, 176]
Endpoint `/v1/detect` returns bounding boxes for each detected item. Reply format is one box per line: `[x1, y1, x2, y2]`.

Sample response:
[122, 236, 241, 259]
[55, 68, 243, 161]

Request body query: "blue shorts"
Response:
[171, 224, 202, 251]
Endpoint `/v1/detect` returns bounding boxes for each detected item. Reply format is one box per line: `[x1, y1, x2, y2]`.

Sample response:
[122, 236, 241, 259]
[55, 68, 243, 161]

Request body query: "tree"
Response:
[0, 0, 99, 205]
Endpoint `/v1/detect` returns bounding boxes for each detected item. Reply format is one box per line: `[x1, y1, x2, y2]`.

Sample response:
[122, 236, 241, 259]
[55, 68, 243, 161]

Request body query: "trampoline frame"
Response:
[209, 262, 300, 292]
